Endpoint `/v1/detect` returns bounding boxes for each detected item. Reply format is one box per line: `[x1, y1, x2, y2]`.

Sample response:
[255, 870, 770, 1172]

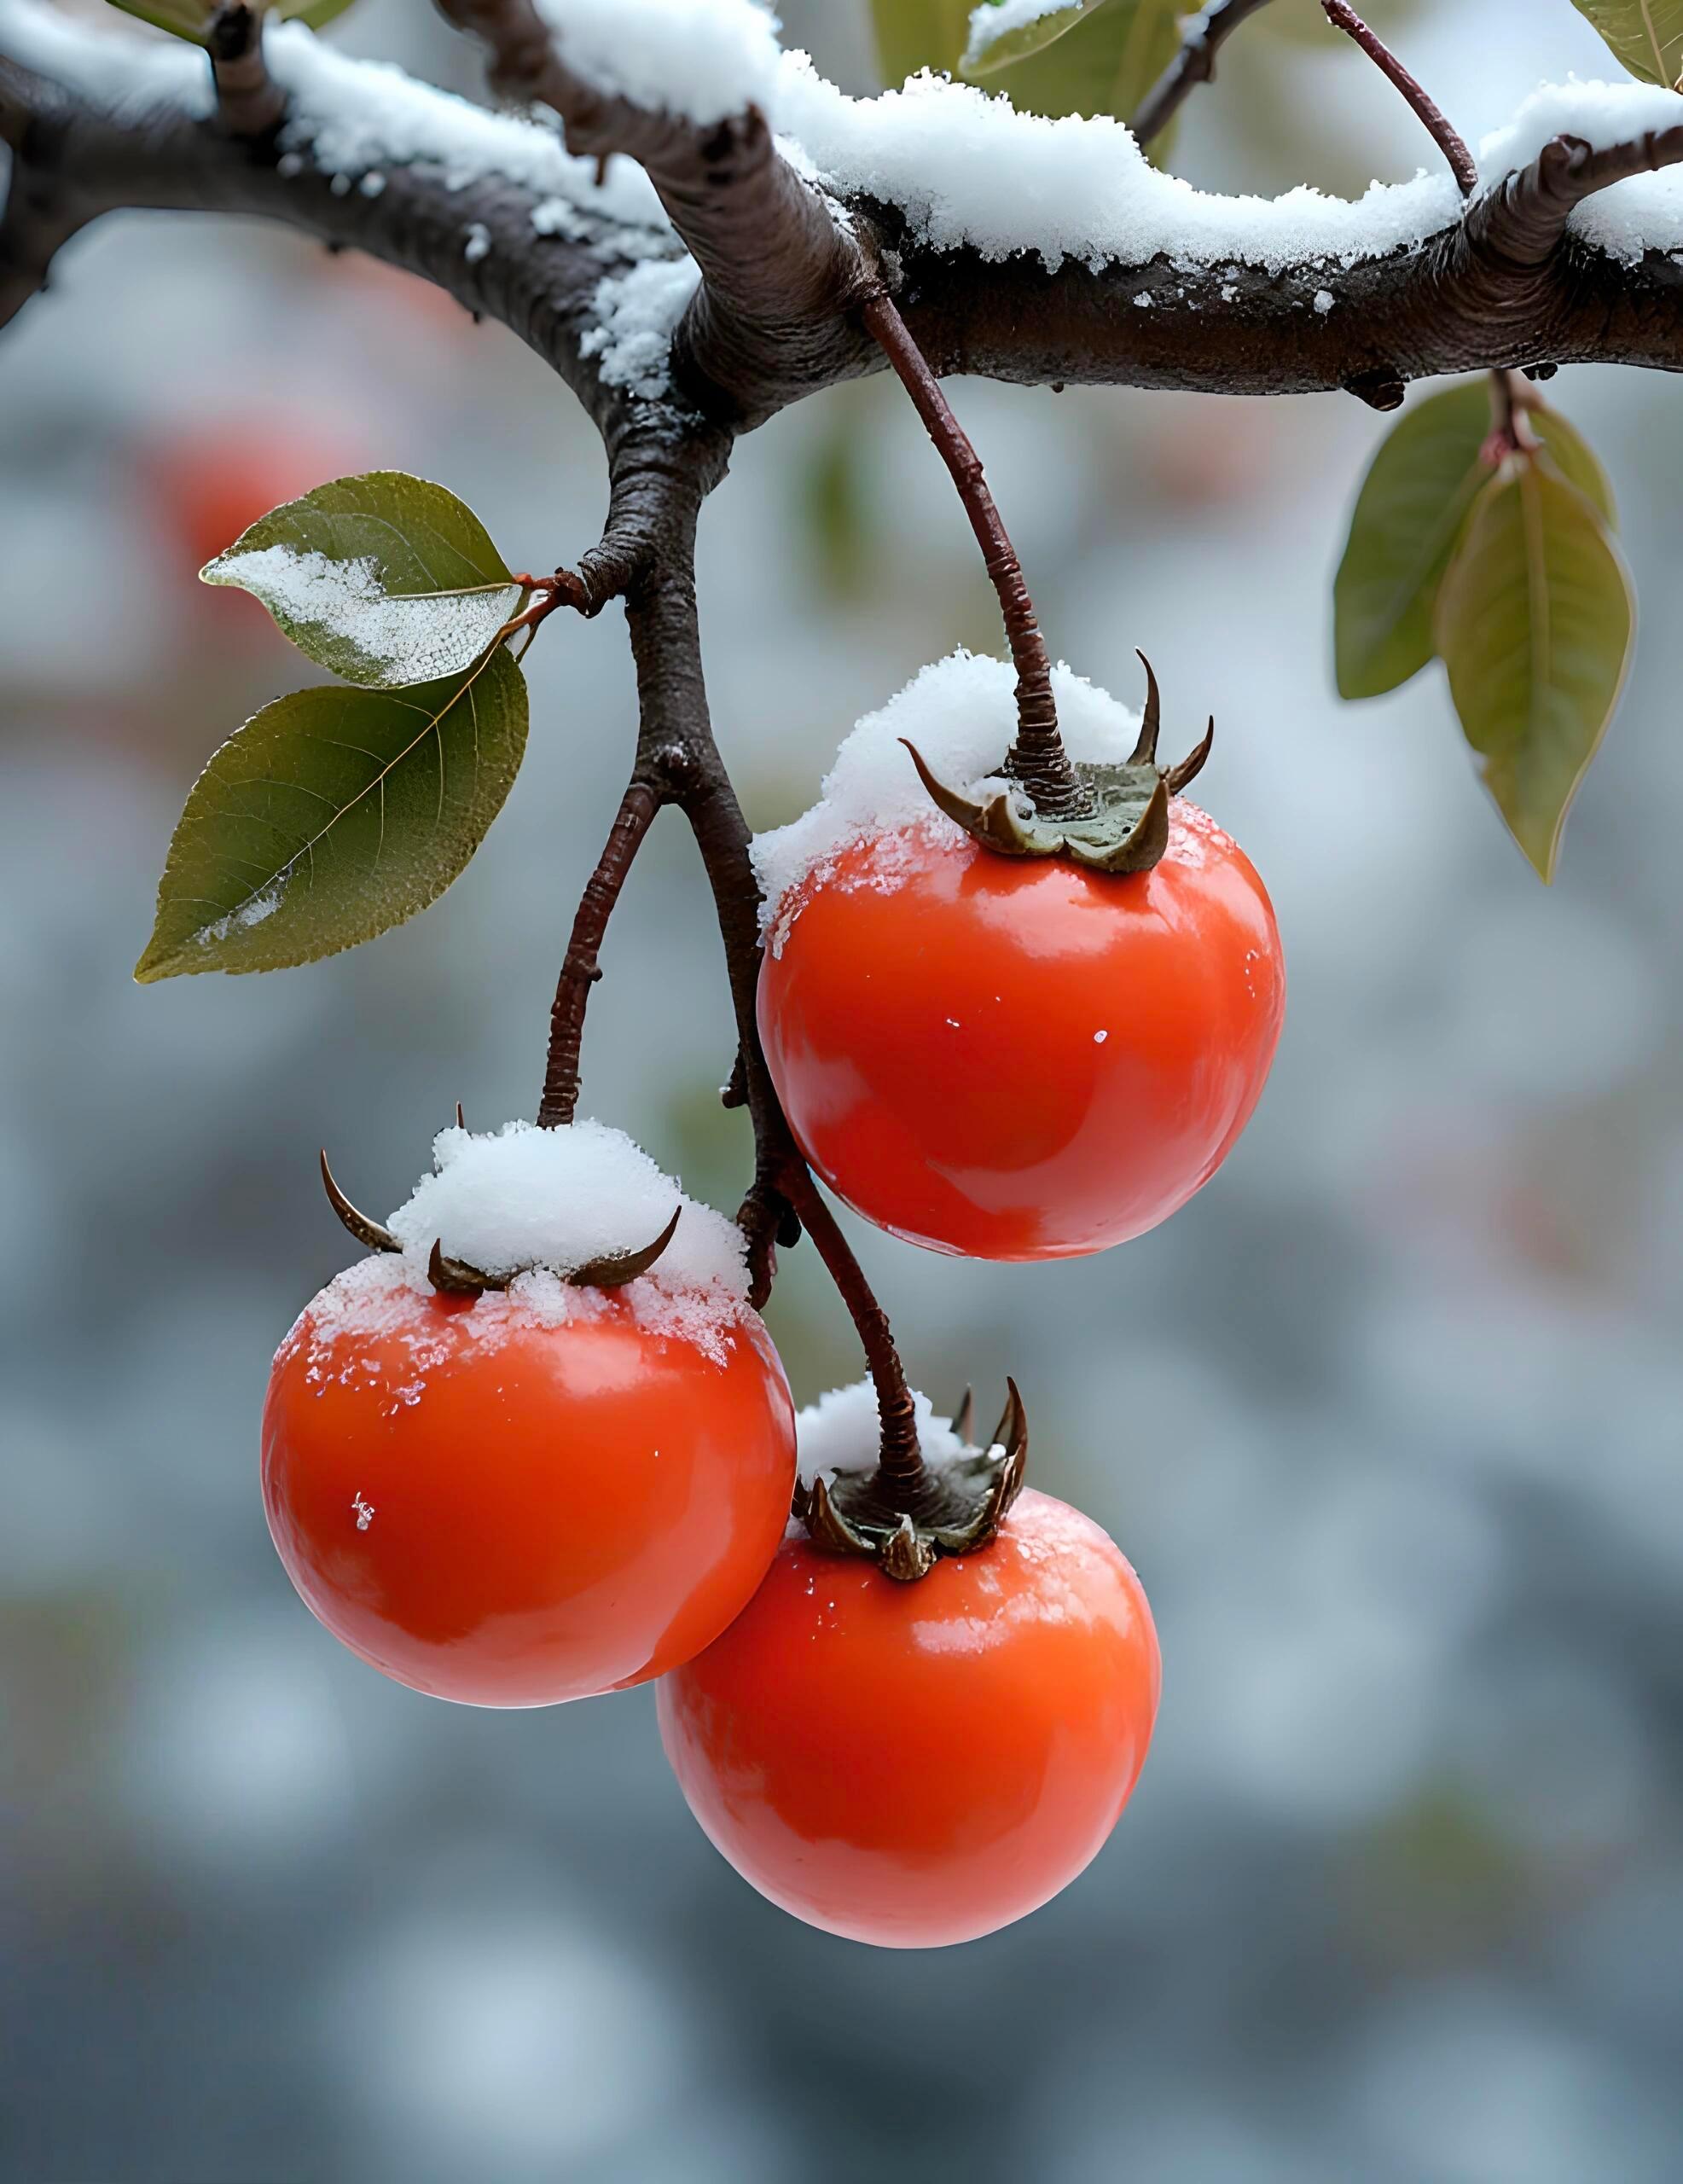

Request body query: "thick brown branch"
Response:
[1320, 1, 1476, 197]
[1474, 125, 1683, 267]
[1132, 0, 1279, 148]
[434, 0, 870, 426]
[0, 55, 84, 328]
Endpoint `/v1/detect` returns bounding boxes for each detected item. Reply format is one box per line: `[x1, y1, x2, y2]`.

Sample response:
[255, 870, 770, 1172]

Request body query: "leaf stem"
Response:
[861, 288, 1085, 820]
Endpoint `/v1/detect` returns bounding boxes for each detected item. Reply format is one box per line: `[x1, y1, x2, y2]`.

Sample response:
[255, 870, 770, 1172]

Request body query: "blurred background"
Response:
[3, 2, 1681, 2178]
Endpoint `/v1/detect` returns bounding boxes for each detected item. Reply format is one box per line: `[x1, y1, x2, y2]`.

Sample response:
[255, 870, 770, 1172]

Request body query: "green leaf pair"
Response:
[137, 473, 531, 982]
[1570, 1, 1683, 86]
[873, 0, 1183, 152]
[1334, 380, 1631, 883]
[104, 0, 357, 43]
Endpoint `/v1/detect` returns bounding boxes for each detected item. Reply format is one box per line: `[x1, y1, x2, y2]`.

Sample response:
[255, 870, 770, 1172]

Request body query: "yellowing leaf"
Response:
[962, 1, 1110, 76]
[1335, 380, 1616, 700]
[136, 645, 529, 979]
[869, 0, 975, 83]
[1570, 2, 1683, 86]
[201, 472, 523, 690]
[1435, 465, 1634, 882]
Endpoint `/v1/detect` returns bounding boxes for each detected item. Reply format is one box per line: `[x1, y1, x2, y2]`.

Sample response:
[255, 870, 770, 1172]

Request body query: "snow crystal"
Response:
[1314, 287, 1334, 313]
[201, 543, 522, 682]
[795, 1379, 977, 1490]
[195, 885, 283, 947]
[9, 0, 1683, 283]
[463, 221, 491, 263]
[537, 0, 782, 129]
[751, 650, 1233, 946]
[961, 0, 1076, 73]
[578, 256, 703, 397]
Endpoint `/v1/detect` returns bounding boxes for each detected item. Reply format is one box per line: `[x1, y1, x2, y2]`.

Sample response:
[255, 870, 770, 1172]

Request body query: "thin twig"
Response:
[862, 288, 1082, 817]
[1320, 0, 1476, 197]
[781, 1167, 923, 1484]
[538, 779, 661, 1128]
[207, 3, 285, 140]
[1132, 0, 1280, 148]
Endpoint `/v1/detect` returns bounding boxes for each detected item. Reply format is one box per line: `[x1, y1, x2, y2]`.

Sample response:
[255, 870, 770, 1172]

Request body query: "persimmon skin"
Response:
[263, 1283, 796, 1708]
[657, 1489, 1160, 1948]
[757, 804, 1285, 1259]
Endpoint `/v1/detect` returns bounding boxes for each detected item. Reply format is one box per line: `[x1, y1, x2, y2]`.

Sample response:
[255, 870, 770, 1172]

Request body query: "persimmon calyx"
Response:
[902, 653, 1213, 876]
[318, 1147, 682, 1293]
[792, 1380, 1030, 1583]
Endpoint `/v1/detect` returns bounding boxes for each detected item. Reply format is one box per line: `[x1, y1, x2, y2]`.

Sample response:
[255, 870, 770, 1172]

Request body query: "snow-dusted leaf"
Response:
[979, 0, 1183, 144]
[1435, 465, 1634, 883]
[962, 0, 1108, 76]
[869, 0, 975, 83]
[136, 646, 528, 979]
[1335, 381, 1616, 700]
[201, 472, 524, 690]
[1570, 2, 1683, 86]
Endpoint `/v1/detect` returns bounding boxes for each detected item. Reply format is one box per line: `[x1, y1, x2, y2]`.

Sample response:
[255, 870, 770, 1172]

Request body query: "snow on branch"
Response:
[9, 0, 1683, 410]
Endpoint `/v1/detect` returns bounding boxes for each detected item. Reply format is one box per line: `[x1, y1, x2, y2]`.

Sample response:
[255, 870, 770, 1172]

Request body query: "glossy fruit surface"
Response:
[658, 1488, 1160, 1947]
[264, 1281, 796, 1707]
[757, 804, 1285, 1259]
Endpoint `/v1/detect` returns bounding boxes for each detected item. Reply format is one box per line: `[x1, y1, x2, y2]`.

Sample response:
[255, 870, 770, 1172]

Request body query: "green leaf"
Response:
[102, 0, 210, 41]
[972, 0, 1184, 149]
[962, 1, 1109, 75]
[1569, 2, 1683, 86]
[201, 471, 525, 690]
[276, 0, 360, 25]
[1334, 381, 1616, 700]
[1435, 465, 1634, 883]
[136, 645, 529, 979]
[870, 0, 974, 83]
[103, 0, 357, 38]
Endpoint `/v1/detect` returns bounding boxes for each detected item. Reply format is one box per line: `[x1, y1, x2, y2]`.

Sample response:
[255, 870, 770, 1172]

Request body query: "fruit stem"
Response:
[538, 777, 661, 1127]
[1320, 3, 1477, 197]
[783, 1166, 925, 1487]
[861, 289, 1088, 822]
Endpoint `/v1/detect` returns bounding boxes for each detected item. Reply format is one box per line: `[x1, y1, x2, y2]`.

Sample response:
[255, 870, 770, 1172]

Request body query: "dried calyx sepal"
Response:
[318, 1146, 682, 1296]
[902, 653, 1213, 876]
[793, 1381, 1029, 1583]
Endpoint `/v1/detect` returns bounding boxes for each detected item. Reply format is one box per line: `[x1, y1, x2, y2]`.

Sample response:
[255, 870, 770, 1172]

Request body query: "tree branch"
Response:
[1132, 0, 1279, 148]
[434, 0, 871, 426]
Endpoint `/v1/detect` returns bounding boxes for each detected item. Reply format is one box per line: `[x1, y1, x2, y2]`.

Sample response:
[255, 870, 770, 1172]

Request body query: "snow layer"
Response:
[537, 0, 782, 129]
[284, 1120, 755, 1367]
[751, 649, 1235, 946]
[795, 1379, 977, 1490]
[386, 1118, 743, 1289]
[8, 0, 1683, 288]
[202, 544, 521, 683]
[579, 258, 704, 398]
